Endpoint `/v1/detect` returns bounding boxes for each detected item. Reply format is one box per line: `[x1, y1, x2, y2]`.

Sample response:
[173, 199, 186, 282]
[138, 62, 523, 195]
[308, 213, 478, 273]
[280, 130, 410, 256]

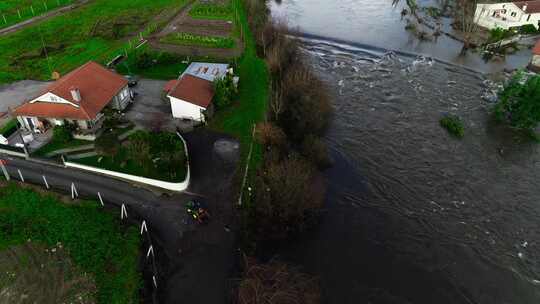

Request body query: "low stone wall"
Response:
[63, 133, 190, 192]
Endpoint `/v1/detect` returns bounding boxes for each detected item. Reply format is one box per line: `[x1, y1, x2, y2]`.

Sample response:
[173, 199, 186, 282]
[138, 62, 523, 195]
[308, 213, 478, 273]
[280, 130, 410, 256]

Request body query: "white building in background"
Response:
[475, 0, 540, 30]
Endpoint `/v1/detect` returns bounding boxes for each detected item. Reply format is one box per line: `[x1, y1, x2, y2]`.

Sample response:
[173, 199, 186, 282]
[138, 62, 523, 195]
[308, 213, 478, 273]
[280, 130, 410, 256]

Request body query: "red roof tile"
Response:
[533, 40, 540, 55]
[164, 80, 179, 92]
[513, 0, 540, 14]
[168, 75, 214, 108]
[13, 61, 127, 120]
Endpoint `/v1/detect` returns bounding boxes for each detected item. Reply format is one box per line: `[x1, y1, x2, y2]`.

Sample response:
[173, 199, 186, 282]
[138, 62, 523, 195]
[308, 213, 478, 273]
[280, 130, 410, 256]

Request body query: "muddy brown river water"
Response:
[270, 1, 540, 303]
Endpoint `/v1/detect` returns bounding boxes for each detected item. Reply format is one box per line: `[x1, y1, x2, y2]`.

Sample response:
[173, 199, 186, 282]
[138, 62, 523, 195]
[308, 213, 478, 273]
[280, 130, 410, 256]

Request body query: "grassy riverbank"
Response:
[0, 183, 141, 303]
[208, 0, 268, 169]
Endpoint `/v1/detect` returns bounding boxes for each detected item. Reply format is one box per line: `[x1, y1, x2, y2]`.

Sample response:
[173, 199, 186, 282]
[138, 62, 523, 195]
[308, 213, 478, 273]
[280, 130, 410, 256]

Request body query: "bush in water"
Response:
[440, 115, 465, 138]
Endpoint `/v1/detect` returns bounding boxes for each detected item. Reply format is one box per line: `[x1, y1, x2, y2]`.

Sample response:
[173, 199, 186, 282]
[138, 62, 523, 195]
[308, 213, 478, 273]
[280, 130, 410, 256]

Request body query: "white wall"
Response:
[64, 133, 191, 192]
[169, 96, 206, 122]
[532, 54, 540, 66]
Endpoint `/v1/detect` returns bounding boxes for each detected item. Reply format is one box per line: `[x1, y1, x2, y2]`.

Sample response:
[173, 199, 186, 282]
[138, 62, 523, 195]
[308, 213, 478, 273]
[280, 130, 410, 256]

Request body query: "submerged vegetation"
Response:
[494, 72, 540, 133]
[440, 115, 465, 138]
[235, 256, 320, 304]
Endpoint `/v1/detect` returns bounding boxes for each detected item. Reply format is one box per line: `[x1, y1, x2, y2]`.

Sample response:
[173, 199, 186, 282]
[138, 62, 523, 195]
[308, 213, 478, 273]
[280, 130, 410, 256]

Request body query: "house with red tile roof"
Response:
[475, 0, 540, 30]
[13, 61, 132, 138]
[163, 62, 230, 123]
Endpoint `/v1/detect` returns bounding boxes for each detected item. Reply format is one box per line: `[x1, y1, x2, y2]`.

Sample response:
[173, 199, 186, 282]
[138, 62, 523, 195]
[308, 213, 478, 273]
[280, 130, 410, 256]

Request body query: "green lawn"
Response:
[0, 183, 141, 304]
[117, 59, 189, 80]
[0, 0, 189, 84]
[208, 0, 268, 169]
[115, 49, 190, 80]
[75, 130, 187, 182]
[0, 118, 18, 137]
[0, 0, 73, 30]
[32, 137, 89, 157]
[189, 0, 233, 20]
[160, 32, 236, 48]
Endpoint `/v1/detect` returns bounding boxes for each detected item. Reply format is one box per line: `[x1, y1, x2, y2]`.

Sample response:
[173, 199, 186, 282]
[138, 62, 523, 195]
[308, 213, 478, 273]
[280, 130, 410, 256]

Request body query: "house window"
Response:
[119, 88, 128, 100]
[50, 95, 57, 102]
[528, 14, 531, 21]
[511, 12, 516, 17]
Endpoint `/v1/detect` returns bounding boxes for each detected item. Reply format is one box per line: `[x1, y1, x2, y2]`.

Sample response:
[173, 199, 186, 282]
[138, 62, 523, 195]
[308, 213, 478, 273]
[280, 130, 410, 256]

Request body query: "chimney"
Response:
[523, 4, 528, 12]
[70, 87, 81, 102]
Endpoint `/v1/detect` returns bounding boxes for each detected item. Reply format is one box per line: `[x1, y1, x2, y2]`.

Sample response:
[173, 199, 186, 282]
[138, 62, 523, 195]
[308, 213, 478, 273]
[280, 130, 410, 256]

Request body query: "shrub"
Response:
[254, 122, 287, 148]
[279, 63, 333, 142]
[440, 115, 465, 138]
[487, 27, 514, 43]
[250, 157, 323, 240]
[52, 124, 73, 143]
[236, 256, 320, 304]
[494, 72, 540, 131]
[134, 51, 154, 69]
[519, 24, 539, 34]
[301, 135, 331, 168]
[213, 73, 238, 109]
[0, 119, 18, 138]
[95, 132, 120, 159]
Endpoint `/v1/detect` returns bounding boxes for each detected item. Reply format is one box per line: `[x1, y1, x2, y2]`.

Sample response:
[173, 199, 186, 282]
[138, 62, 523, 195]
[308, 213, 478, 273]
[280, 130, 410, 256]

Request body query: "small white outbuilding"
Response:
[164, 62, 231, 123]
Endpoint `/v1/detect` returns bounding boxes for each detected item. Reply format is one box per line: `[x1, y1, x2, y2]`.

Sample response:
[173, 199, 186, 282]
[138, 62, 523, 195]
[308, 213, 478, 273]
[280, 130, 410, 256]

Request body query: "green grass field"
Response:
[0, 183, 141, 303]
[0, 0, 189, 84]
[0, 0, 73, 30]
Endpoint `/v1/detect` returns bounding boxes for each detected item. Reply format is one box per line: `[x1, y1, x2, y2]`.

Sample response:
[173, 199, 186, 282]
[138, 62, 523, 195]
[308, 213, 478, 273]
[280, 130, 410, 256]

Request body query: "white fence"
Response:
[64, 133, 190, 192]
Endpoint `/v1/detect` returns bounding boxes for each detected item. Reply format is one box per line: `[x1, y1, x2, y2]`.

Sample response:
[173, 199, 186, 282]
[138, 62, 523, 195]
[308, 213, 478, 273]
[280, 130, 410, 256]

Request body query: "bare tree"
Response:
[456, 0, 480, 54]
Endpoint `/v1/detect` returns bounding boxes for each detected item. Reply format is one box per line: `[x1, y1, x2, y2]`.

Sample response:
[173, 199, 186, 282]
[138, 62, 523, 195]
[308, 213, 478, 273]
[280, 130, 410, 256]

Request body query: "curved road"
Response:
[1, 129, 240, 304]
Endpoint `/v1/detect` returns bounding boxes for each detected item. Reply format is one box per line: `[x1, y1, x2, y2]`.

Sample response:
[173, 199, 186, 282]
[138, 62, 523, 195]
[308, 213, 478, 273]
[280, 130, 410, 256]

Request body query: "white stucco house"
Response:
[475, 0, 540, 30]
[163, 62, 230, 123]
[13, 61, 133, 140]
[530, 40, 540, 71]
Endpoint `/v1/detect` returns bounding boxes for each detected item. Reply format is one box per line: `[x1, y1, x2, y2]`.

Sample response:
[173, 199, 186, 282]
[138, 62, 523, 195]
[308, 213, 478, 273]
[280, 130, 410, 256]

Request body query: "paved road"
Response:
[0, 129, 241, 304]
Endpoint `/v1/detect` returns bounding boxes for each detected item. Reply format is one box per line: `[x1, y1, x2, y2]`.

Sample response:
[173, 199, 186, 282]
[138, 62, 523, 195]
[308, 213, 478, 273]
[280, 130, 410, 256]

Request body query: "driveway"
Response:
[0, 80, 49, 114]
[125, 79, 178, 131]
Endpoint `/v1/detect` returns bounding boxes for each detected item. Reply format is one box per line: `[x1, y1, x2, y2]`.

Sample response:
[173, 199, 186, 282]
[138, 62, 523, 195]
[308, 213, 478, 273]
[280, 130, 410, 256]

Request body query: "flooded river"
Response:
[270, 1, 540, 303]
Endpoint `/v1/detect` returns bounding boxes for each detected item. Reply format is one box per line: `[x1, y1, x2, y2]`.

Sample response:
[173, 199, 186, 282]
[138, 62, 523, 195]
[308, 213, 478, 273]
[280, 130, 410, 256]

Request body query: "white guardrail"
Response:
[64, 133, 190, 192]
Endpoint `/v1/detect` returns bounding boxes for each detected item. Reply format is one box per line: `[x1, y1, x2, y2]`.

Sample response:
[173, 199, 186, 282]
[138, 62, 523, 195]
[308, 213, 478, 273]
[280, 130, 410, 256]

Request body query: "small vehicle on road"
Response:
[186, 200, 210, 224]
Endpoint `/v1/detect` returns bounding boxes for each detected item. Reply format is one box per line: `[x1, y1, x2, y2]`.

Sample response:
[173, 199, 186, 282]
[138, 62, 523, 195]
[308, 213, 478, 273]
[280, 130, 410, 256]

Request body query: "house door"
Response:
[26, 117, 34, 130]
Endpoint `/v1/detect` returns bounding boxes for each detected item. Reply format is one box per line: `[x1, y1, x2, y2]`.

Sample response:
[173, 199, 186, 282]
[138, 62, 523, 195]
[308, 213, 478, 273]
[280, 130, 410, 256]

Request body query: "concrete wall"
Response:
[169, 96, 206, 122]
[64, 133, 190, 192]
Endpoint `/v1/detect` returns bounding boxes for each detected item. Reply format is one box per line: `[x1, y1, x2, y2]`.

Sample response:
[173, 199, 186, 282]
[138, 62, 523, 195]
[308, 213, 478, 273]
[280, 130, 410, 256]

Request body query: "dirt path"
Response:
[149, 1, 243, 58]
[0, 0, 89, 37]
